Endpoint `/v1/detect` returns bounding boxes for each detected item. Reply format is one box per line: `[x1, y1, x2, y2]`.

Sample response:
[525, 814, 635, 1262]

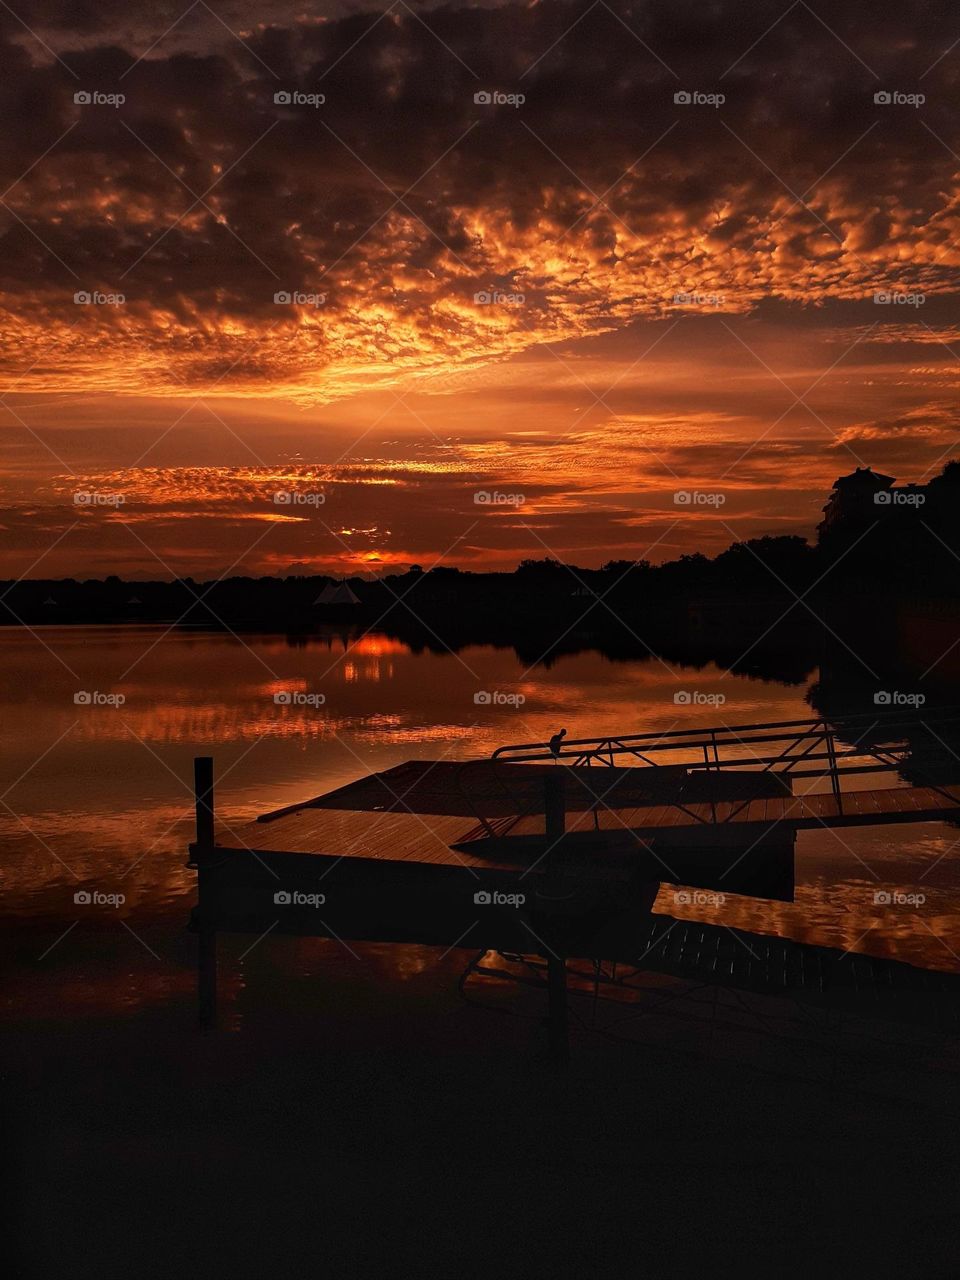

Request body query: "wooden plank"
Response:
[856, 791, 883, 816]
[875, 789, 910, 813]
[639, 804, 672, 829]
[223, 764, 960, 879]
[799, 793, 830, 820]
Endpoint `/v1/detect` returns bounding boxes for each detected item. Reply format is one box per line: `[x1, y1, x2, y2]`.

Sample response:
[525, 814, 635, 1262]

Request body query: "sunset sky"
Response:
[2, 0, 959, 579]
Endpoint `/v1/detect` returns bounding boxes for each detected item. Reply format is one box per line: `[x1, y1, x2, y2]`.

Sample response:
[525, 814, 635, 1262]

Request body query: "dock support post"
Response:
[194, 756, 217, 1029]
[198, 927, 217, 1029]
[547, 953, 569, 1062]
[544, 772, 565, 850]
[195, 755, 215, 846]
[543, 774, 569, 1059]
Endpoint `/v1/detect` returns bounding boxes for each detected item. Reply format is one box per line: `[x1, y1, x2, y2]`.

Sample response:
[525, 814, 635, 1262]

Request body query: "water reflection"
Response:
[2, 625, 960, 986]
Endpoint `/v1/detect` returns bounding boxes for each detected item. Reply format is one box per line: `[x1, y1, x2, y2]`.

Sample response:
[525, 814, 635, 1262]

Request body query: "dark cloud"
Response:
[0, 0, 959, 399]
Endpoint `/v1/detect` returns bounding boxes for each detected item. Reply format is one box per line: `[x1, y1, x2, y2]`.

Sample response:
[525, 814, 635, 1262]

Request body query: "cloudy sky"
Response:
[1, 0, 959, 578]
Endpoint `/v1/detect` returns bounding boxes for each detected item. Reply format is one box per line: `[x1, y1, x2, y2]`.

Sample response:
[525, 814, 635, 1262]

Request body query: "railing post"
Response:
[825, 732, 843, 816]
[544, 772, 565, 849]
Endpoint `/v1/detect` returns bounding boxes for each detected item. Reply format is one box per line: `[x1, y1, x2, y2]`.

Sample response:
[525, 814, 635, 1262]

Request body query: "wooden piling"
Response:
[194, 755, 215, 847]
[194, 756, 217, 1029]
[198, 927, 217, 1029]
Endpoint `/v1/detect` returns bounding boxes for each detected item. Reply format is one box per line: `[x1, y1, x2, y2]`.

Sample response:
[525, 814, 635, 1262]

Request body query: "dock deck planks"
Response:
[211, 759, 960, 871]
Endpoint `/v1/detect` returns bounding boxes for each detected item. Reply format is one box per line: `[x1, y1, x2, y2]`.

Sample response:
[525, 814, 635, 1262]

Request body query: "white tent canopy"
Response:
[315, 580, 360, 606]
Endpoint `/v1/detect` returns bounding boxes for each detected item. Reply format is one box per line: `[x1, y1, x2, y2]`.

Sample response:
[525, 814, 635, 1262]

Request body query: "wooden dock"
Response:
[188, 711, 960, 1055]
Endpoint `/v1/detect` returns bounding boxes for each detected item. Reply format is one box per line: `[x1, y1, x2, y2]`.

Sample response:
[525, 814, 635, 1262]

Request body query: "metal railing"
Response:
[477, 709, 960, 833]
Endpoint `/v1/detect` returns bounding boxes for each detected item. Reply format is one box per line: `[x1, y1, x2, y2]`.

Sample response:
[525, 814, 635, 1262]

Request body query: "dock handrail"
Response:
[476, 708, 960, 835]
[491, 708, 960, 766]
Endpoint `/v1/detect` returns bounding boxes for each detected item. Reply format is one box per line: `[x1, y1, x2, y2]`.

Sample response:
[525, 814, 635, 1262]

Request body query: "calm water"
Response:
[3, 625, 960, 1026]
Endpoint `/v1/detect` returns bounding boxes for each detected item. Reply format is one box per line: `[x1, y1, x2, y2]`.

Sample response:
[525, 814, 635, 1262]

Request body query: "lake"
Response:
[3, 623, 960, 1030]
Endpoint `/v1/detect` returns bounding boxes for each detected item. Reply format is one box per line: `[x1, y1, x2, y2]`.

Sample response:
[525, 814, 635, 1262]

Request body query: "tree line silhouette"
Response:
[4, 463, 958, 630]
